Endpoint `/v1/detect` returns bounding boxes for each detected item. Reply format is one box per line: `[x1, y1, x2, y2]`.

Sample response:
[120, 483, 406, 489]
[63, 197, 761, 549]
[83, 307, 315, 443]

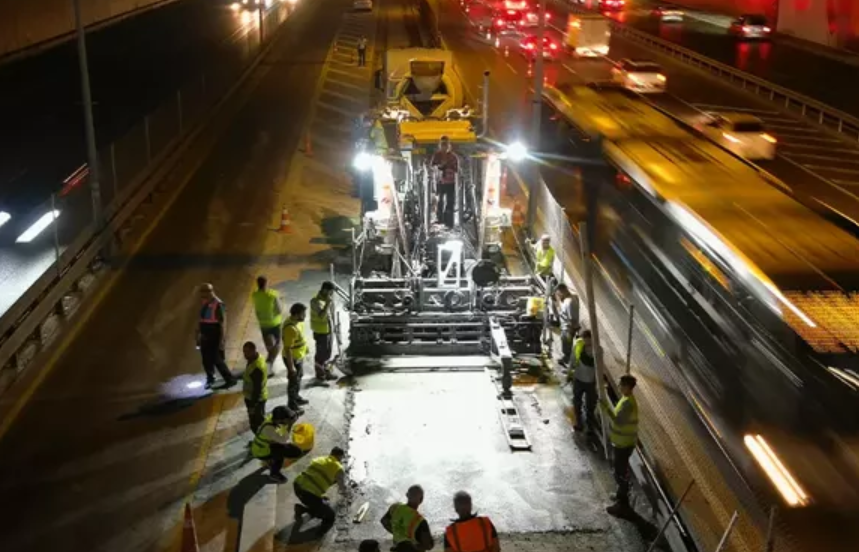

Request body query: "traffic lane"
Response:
[0, 0, 280, 213]
[0, 0, 339, 549]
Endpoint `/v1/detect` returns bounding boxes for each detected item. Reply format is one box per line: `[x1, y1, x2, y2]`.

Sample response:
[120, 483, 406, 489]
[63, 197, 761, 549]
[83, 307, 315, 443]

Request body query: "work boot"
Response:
[324, 371, 338, 381]
[295, 396, 310, 406]
[606, 502, 631, 517]
[269, 472, 287, 484]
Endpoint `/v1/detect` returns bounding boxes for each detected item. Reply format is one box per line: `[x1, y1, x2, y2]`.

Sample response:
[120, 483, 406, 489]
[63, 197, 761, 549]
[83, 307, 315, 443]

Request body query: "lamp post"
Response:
[72, 0, 103, 232]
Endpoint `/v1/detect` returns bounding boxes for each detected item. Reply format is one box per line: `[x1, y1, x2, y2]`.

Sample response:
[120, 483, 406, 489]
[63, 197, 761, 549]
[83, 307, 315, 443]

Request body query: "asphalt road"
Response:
[0, 0, 344, 549]
[0, 0, 283, 215]
[443, 2, 859, 552]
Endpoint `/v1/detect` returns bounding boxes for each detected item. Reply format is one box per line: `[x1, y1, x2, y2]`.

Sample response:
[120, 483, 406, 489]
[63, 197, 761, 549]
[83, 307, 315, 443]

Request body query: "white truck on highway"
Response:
[564, 13, 610, 57]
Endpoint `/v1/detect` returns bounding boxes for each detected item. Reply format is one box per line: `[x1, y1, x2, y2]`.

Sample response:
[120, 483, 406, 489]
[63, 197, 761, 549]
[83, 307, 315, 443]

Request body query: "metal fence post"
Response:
[51, 194, 61, 279]
[144, 115, 152, 165]
[625, 304, 634, 375]
[579, 222, 609, 459]
[764, 506, 777, 552]
[177, 90, 184, 135]
[713, 511, 740, 552]
[644, 480, 695, 552]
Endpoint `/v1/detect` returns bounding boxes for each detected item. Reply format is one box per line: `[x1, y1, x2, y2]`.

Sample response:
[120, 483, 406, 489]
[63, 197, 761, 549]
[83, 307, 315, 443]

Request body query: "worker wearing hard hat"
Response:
[381, 485, 434, 552]
[430, 136, 460, 228]
[533, 234, 555, 278]
[443, 491, 499, 552]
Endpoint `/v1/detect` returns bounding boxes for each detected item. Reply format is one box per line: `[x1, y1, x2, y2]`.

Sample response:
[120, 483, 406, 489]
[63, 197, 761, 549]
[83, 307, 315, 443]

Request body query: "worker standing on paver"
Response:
[357, 35, 368, 66]
[602, 374, 640, 516]
[443, 491, 499, 552]
[242, 341, 269, 434]
[430, 136, 459, 228]
[282, 303, 310, 414]
[196, 283, 237, 389]
[251, 275, 283, 375]
[381, 485, 434, 552]
[532, 234, 555, 280]
[310, 281, 339, 383]
[294, 446, 347, 537]
[553, 283, 580, 366]
[251, 406, 303, 483]
[570, 330, 598, 434]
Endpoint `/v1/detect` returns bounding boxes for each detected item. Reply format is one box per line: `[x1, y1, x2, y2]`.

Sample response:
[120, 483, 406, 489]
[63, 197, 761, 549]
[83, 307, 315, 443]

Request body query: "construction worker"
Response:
[553, 283, 580, 366]
[251, 406, 303, 483]
[357, 35, 368, 66]
[602, 374, 639, 516]
[242, 341, 269, 434]
[251, 275, 283, 375]
[196, 283, 237, 389]
[294, 446, 347, 536]
[430, 135, 459, 228]
[310, 281, 339, 382]
[443, 491, 499, 552]
[570, 330, 597, 434]
[381, 485, 434, 552]
[532, 234, 555, 279]
[282, 303, 310, 414]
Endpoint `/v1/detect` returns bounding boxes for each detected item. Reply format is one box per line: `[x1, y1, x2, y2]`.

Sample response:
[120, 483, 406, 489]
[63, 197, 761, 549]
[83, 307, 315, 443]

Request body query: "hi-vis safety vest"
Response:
[310, 294, 331, 335]
[445, 516, 498, 552]
[294, 455, 343, 497]
[200, 298, 223, 324]
[251, 415, 282, 458]
[283, 320, 308, 360]
[243, 354, 268, 402]
[389, 503, 424, 546]
[606, 395, 639, 448]
[252, 288, 282, 329]
[535, 245, 555, 275]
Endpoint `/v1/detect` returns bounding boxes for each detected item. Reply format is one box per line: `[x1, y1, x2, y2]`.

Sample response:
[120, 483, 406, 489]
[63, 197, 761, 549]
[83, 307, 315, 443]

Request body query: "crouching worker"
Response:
[294, 446, 347, 537]
[251, 406, 304, 483]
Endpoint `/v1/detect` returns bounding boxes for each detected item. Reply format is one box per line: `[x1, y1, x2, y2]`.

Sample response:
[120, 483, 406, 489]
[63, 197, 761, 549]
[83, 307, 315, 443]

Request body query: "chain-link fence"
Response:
[0, 3, 291, 353]
[516, 166, 789, 552]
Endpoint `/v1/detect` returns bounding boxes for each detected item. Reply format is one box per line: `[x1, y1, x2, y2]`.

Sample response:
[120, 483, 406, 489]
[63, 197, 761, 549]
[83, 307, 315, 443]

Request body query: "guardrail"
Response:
[566, 6, 859, 142]
[0, 4, 292, 395]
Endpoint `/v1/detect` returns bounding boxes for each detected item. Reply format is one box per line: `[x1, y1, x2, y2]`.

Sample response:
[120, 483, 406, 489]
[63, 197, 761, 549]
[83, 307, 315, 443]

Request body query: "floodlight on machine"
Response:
[16, 210, 60, 243]
[353, 151, 375, 172]
[505, 141, 528, 162]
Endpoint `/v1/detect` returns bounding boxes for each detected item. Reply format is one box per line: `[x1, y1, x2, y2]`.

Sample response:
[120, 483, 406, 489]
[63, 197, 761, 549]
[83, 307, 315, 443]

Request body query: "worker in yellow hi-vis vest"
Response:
[251, 275, 283, 375]
[310, 281, 339, 382]
[294, 446, 347, 537]
[282, 303, 310, 415]
[382, 485, 434, 552]
[602, 374, 640, 516]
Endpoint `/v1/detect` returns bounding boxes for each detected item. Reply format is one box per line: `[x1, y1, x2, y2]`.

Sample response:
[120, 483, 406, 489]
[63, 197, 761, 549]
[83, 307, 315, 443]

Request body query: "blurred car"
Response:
[522, 9, 553, 27]
[599, 0, 624, 11]
[503, 0, 529, 10]
[611, 59, 666, 93]
[519, 35, 559, 59]
[492, 9, 527, 35]
[694, 112, 777, 160]
[729, 14, 771, 39]
[353, 0, 373, 10]
[651, 5, 684, 22]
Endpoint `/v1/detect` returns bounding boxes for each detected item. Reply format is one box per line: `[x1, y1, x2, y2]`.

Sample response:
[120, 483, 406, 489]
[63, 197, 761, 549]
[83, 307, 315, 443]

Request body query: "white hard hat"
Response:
[540, 234, 551, 241]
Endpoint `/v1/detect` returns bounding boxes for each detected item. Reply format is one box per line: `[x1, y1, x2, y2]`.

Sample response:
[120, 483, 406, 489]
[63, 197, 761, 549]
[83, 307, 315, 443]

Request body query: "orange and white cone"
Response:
[181, 504, 200, 552]
[279, 206, 293, 234]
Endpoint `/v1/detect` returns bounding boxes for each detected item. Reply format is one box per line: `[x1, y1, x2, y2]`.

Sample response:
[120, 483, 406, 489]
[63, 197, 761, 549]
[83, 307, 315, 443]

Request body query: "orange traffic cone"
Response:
[181, 504, 199, 552]
[279, 205, 293, 234]
[303, 131, 314, 157]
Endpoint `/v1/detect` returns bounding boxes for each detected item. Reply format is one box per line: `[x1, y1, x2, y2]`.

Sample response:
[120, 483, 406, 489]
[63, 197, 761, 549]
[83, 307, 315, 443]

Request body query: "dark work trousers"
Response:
[561, 330, 574, 363]
[245, 399, 266, 434]
[266, 443, 304, 476]
[612, 444, 635, 505]
[357, 48, 366, 66]
[200, 333, 234, 383]
[573, 378, 597, 431]
[313, 332, 332, 378]
[285, 358, 305, 410]
[437, 184, 455, 227]
[294, 481, 336, 534]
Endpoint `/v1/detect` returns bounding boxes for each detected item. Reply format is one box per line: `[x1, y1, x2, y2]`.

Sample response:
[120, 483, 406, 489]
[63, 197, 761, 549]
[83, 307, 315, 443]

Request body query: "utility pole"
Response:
[72, 0, 103, 232]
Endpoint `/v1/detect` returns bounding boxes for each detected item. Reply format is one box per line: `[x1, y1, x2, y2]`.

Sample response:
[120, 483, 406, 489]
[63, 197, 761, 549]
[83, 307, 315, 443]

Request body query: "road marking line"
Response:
[326, 66, 366, 80]
[782, 153, 859, 164]
[324, 78, 366, 92]
[774, 134, 840, 142]
[505, 61, 518, 73]
[812, 198, 859, 228]
[691, 103, 779, 115]
[831, 179, 859, 186]
[562, 63, 578, 74]
[778, 143, 859, 154]
[801, 164, 859, 176]
[776, 155, 859, 202]
[316, 99, 356, 118]
[320, 87, 366, 104]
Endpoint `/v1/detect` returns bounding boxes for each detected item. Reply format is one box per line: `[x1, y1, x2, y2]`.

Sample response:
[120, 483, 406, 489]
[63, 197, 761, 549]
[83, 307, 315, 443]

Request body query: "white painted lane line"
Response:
[320, 87, 365, 105]
[775, 133, 841, 142]
[316, 100, 355, 118]
[324, 78, 366, 92]
[801, 164, 859, 176]
[562, 63, 578, 74]
[831, 179, 859, 187]
[778, 143, 859, 154]
[327, 66, 366, 80]
[505, 61, 518, 74]
[783, 153, 859, 164]
[691, 103, 780, 115]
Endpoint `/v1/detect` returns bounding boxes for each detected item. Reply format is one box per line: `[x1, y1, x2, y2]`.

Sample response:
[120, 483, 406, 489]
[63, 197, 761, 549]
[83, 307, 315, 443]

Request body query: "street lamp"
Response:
[71, 0, 103, 233]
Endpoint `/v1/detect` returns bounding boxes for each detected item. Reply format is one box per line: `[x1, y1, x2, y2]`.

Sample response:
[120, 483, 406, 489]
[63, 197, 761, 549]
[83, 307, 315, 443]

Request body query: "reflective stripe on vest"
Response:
[243, 354, 269, 401]
[252, 289, 282, 329]
[609, 395, 639, 448]
[283, 320, 308, 360]
[200, 299, 222, 324]
[294, 456, 342, 496]
[251, 416, 277, 458]
[310, 294, 330, 334]
[390, 503, 424, 545]
[445, 516, 495, 552]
